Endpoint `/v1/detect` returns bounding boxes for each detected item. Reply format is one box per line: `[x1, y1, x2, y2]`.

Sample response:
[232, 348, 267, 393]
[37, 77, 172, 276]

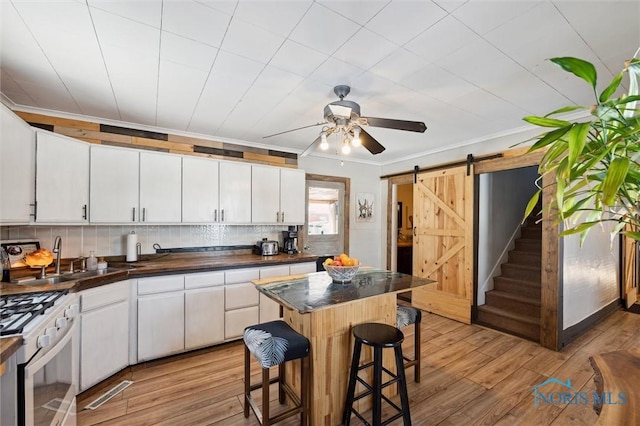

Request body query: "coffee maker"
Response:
[281, 226, 299, 254]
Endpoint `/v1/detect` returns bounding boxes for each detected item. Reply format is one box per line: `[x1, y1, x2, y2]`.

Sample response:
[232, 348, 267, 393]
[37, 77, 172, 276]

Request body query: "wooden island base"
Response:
[282, 293, 398, 426]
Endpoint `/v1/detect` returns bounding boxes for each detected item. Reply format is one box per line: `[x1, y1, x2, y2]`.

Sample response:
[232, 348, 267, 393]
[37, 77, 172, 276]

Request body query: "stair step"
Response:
[515, 238, 542, 253]
[493, 276, 541, 298]
[476, 305, 540, 341]
[485, 290, 540, 318]
[521, 226, 542, 239]
[508, 250, 541, 267]
[501, 263, 541, 282]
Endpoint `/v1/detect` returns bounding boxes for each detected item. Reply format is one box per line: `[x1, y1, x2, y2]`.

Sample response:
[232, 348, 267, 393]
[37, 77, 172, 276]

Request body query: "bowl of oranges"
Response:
[323, 254, 360, 283]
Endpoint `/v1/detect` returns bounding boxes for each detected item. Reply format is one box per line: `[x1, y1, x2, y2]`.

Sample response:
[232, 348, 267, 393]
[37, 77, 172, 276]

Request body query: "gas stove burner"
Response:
[0, 290, 68, 336]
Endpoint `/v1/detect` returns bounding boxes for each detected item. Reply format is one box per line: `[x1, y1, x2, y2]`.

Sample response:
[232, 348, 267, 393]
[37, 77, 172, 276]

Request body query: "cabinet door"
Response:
[218, 161, 251, 224]
[80, 300, 129, 391]
[225, 306, 259, 340]
[225, 283, 259, 310]
[0, 105, 35, 224]
[182, 157, 219, 223]
[185, 286, 224, 350]
[251, 165, 280, 224]
[139, 151, 182, 223]
[138, 292, 185, 361]
[35, 131, 89, 223]
[90, 145, 139, 223]
[258, 265, 290, 322]
[280, 168, 306, 224]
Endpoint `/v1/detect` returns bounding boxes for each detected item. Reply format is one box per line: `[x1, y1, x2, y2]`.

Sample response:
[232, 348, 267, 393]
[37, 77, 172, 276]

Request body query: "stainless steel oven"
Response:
[1, 291, 78, 426]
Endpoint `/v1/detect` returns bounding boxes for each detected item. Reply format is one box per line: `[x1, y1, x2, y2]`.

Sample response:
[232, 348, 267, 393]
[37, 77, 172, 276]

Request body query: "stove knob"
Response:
[56, 317, 68, 328]
[45, 327, 57, 340]
[64, 308, 76, 318]
[37, 334, 51, 349]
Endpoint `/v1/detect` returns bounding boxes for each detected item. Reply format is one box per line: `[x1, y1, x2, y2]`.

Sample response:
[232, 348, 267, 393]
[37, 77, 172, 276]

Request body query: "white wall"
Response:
[477, 167, 539, 304]
[562, 225, 620, 329]
[299, 156, 384, 269]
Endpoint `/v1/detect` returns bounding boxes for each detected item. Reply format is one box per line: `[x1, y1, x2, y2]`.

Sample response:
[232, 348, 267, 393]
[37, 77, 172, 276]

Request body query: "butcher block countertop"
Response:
[0, 251, 318, 363]
[1, 251, 319, 295]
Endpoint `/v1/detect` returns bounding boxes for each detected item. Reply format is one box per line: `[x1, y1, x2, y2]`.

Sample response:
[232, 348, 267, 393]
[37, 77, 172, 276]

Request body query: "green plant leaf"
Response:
[622, 231, 640, 242]
[599, 72, 623, 102]
[601, 157, 630, 206]
[528, 126, 572, 152]
[522, 190, 541, 223]
[524, 116, 571, 128]
[551, 57, 598, 90]
[559, 220, 599, 236]
[567, 123, 590, 169]
[544, 105, 588, 117]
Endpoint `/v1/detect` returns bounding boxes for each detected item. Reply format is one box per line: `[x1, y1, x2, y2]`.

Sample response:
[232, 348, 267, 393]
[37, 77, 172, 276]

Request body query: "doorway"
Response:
[302, 174, 350, 259]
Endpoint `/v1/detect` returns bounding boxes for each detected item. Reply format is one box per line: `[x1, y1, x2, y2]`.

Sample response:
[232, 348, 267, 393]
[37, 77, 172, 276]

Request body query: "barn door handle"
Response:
[413, 226, 417, 236]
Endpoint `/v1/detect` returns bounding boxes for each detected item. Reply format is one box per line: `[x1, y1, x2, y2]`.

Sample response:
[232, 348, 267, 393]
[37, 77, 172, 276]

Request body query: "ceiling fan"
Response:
[263, 85, 427, 156]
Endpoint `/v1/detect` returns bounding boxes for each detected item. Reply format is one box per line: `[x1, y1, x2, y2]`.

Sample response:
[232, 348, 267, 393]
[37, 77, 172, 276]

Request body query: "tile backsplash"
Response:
[0, 225, 288, 258]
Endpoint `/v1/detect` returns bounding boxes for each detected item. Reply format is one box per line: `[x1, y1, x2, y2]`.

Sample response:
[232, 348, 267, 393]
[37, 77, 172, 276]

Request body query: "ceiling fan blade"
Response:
[362, 116, 427, 133]
[360, 128, 385, 155]
[263, 122, 326, 139]
[300, 135, 322, 157]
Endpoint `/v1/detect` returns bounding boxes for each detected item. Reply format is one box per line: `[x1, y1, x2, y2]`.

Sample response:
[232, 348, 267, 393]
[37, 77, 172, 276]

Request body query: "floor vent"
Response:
[84, 380, 133, 410]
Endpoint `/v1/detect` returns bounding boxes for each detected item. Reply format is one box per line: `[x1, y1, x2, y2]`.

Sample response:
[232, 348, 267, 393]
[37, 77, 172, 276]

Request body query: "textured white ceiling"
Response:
[1, 0, 638, 165]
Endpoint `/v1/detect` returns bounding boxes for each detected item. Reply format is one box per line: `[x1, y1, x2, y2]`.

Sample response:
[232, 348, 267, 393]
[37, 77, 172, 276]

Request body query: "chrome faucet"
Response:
[53, 236, 62, 275]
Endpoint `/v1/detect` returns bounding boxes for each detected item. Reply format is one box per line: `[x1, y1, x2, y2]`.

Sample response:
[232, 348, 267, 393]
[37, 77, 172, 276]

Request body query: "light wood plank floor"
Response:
[77, 308, 640, 425]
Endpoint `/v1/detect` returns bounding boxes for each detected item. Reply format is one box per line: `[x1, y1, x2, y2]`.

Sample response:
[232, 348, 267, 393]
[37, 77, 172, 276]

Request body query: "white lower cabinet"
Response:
[185, 271, 225, 350]
[138, 292, 185, 362]
[133, 262, 316, 363]
[224, 268, 260, 340]
[79, 281, 129, 392]
[258, 265, 290, 323]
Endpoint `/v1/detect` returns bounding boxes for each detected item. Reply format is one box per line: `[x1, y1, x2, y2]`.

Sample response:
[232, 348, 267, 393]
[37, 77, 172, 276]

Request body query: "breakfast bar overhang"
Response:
[252, 269, 436, 425]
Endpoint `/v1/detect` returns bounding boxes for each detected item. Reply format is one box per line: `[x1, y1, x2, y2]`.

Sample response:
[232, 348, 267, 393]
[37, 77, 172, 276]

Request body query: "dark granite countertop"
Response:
[254, 269, 435, 313]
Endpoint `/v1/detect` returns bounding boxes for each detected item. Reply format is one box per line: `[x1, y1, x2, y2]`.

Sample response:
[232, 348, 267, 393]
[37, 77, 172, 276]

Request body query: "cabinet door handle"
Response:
[281, 211, 285, 222]
[276, 211, 280, 222]
[82, 204, 87, 220]
[413, 226, 417, 236]
[221, 209, 224, 222]
[214, 209, 217, 222]
[142, 208, 146, 222]
[132, 207, 136, 222]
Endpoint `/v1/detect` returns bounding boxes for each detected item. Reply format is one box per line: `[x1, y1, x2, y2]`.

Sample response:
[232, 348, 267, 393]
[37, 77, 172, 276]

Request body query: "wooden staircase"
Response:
[476, 219, 542, 341]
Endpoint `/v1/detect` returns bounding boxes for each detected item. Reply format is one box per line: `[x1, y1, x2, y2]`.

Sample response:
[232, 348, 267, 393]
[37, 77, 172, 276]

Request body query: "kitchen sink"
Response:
[15, 266, 130, 286]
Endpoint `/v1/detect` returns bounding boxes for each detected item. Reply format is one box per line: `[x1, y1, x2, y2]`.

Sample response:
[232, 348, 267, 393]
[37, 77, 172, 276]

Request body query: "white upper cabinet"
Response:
[35, 131, 89, 223]
[0, 105, 35, 224]
[90, 146, 181, 223]
[252, 165, 305, 224]
[182, 156, 219, 223]
[90, 145, 139, 223]
[219, 161, 251, 224]
[279, 168, 306, 224]
[139, 151, 182, 223]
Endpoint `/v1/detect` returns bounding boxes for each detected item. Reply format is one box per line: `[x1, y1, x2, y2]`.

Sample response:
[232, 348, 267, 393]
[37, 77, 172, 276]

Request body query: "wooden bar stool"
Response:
[396, 305, 422, 382]
[343, 322, 412, 426]
[243, 320, 310, 426]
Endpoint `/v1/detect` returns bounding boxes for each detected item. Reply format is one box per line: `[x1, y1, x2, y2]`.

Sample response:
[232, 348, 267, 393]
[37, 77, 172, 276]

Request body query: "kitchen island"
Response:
[253, 269, 435, 426]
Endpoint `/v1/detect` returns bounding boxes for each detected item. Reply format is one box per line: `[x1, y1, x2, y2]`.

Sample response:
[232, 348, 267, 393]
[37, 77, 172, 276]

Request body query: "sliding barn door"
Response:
[411, 165, 474, 323]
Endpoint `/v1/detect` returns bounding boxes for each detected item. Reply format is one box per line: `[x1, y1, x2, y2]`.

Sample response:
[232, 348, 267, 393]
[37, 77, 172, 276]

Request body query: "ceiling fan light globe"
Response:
[341, 141, 351, 155]
[351, 127, 361, 147]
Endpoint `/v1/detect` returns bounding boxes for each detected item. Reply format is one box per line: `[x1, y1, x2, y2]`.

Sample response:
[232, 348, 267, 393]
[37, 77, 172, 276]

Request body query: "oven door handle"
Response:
[24, 321, 76, 378]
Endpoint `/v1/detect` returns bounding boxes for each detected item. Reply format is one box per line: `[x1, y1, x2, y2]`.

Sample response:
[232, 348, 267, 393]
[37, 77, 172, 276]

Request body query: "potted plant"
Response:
[523, 49, 640, 243]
